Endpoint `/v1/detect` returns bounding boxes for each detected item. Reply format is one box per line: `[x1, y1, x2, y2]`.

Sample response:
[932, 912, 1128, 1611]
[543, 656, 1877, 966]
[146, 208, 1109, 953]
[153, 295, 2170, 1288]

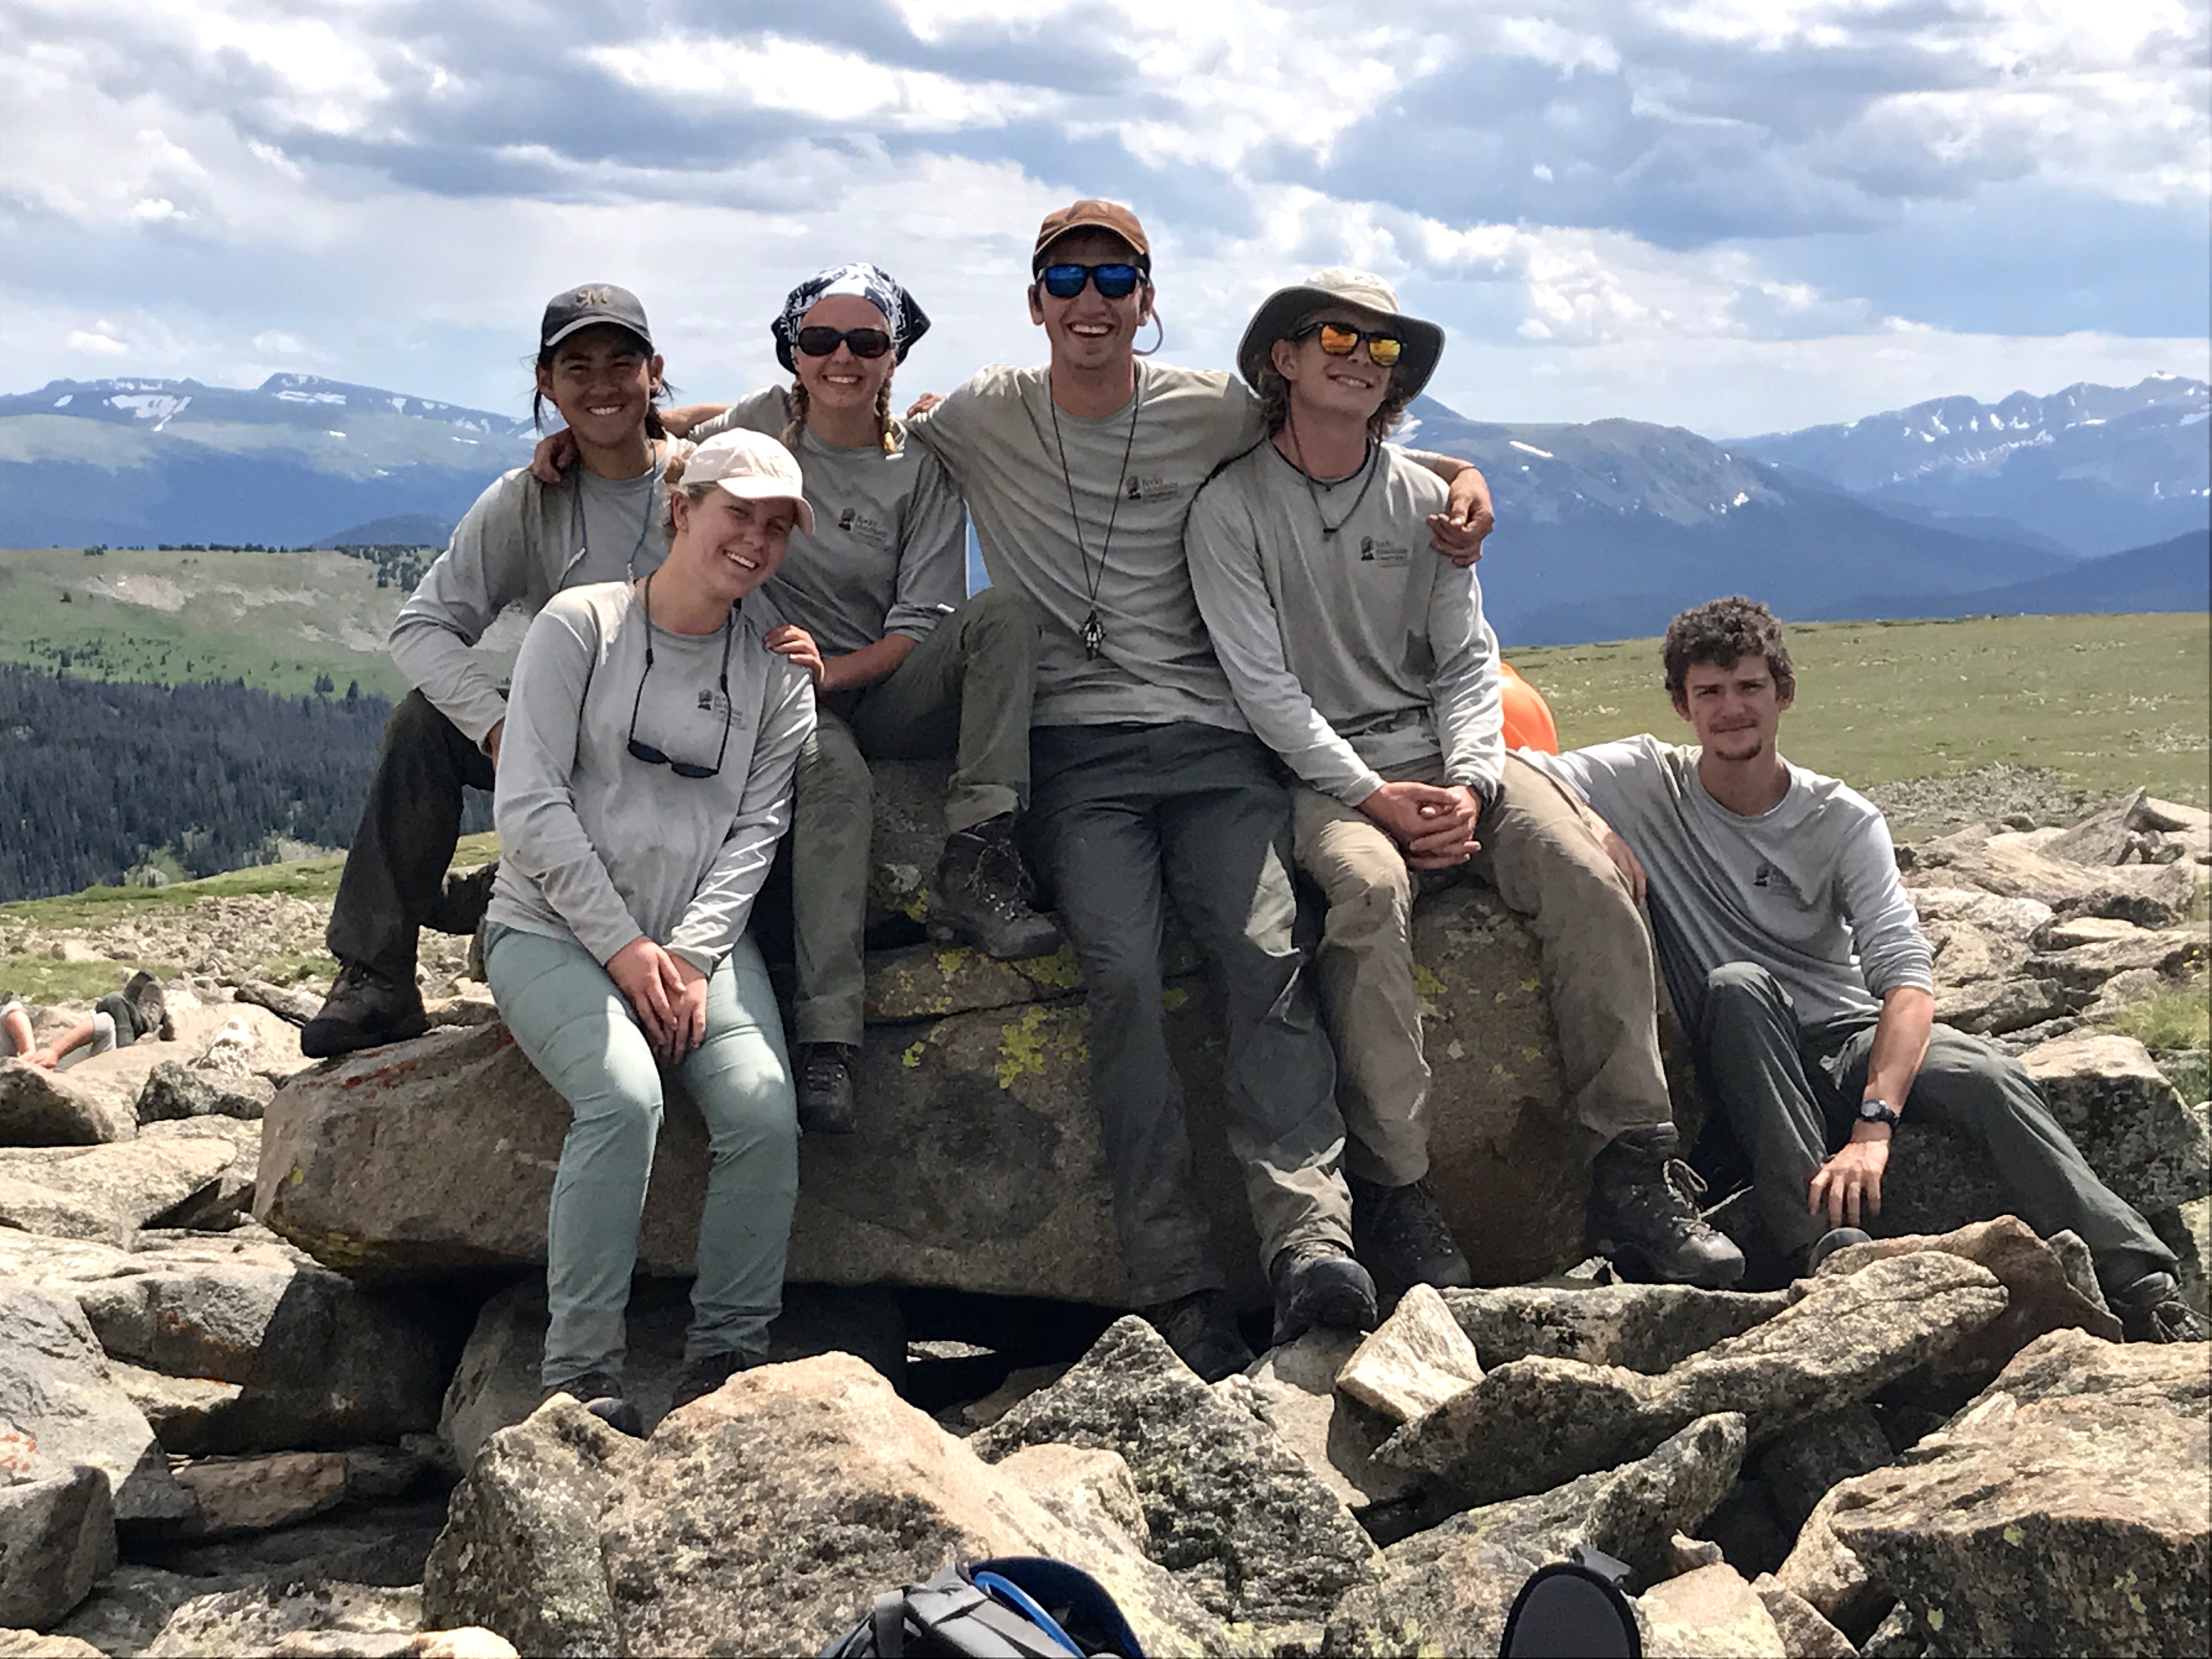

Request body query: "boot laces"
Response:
[1379, 1182, 1460, 1263]
[802, 1046, 852, 1092]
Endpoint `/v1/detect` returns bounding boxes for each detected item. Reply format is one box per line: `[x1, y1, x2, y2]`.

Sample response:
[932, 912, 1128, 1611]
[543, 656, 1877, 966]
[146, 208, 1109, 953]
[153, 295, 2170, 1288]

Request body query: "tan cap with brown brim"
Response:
[1236, 267, 1444, 403]
[1033, 199, 1152, 272]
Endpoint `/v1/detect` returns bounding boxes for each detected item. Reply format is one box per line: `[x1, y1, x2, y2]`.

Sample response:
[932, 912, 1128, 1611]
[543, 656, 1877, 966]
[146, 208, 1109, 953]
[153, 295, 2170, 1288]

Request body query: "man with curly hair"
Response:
[1188, 270, 1745, 1294]
[1530, 596, 2198, 1340]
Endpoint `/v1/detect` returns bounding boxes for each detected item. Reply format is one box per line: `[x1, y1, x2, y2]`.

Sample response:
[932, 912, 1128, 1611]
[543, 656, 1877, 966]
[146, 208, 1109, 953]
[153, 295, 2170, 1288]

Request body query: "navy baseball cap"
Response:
[540, 284, 653, 353]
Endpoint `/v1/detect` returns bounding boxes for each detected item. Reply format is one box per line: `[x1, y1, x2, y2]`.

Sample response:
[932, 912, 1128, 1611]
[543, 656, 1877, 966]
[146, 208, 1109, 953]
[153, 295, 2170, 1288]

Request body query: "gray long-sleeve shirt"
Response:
[486, 580, 814, 972]
[388, 452, 676, 746]
[1529, 735, 1934, 1029]
[1185, 440, 1504, 803]
[692, 388, 967, 656]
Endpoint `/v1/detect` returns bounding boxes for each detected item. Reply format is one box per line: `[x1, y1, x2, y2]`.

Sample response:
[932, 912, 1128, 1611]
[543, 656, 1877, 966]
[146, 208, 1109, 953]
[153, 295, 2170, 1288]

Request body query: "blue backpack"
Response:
[819, 1556, 1144, 1659]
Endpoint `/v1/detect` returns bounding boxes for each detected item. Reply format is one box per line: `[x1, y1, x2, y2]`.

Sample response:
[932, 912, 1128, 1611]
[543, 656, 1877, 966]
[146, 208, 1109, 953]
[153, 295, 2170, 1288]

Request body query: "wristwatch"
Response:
[1858, 1098, 1901, 1129]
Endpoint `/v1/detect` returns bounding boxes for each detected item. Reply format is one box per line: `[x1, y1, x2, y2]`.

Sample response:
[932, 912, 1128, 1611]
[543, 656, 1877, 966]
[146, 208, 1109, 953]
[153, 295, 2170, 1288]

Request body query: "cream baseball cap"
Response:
[678, 428, 815, 537]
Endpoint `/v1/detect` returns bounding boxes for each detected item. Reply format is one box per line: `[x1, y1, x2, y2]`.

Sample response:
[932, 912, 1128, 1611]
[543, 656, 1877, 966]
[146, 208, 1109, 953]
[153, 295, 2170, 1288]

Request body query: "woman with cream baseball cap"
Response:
[482, 425, 819, 1431]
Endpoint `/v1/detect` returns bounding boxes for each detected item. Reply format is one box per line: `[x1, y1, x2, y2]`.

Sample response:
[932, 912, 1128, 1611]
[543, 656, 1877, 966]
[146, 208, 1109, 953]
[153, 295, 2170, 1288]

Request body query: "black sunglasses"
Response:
[628, 576, 735, 781]
[1037, 262, 1146, 301]
[794, 325, 893, 359]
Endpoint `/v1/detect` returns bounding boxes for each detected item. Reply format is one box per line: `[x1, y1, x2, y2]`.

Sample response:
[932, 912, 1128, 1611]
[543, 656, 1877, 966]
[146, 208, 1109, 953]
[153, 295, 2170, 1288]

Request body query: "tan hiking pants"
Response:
[1291, 753, 1674, 1187]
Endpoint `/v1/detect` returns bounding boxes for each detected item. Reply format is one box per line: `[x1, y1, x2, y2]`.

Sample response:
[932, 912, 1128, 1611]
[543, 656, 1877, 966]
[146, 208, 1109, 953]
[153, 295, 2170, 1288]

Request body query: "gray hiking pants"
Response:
[1698, 960, 2174, 1292]
[791, 587, 1041, 1049]
[1029, 721, 1349, 1306]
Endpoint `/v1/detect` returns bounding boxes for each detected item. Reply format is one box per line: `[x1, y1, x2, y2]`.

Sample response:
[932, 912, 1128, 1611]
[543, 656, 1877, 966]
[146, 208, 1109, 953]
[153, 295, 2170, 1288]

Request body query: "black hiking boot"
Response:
[2110, 1271, 2209, 1342]
[427, 859, 499, 935]
[927, 813, 1062, 961]
[1350, 1175, 1474, 1293]
[1588, 1125, 1746, 1290]
[669, 1348, 762, 1412]
[1141, 1288, 1255, 1383]
[1269, 1241, 1379, 1346]
[795, 1042, 860, 1135]
[300, 960, 429, 1059]
[543, 1369, 642, 1437]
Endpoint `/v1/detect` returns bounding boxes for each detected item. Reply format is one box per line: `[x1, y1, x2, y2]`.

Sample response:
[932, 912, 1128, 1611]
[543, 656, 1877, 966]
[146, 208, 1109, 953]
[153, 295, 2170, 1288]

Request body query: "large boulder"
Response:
[1440, 1283, 1791, 1372]
[0, 1273, 189, 1526]
[139, 1582, 422, 1659]
[0, 1064, 135, 1148]
[0, 1467, 116, 1631]
[1827, 1328, 2209, 1658]
[0, 1126, 246, 1250]
[0, 1229, 454, 1454]
[971, 1316, 1380, 1633]
[1374, 1252, 2008, 1508]
[436, 1277, 906, 1463]
[261, 881, 1644, 1301]
[423, 1361, 1229, 1657]
[1323, 1414, 1747, 1656]
[2018, 1031, 2210, 1216]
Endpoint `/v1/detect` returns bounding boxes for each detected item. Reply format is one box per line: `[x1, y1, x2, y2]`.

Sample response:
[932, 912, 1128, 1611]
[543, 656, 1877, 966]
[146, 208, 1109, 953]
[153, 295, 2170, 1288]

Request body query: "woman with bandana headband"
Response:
[661, 264, 1060, 1133]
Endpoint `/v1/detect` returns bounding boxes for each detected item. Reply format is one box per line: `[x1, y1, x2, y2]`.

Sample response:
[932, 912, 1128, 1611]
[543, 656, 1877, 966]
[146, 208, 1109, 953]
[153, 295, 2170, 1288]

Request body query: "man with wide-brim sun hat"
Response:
[1188, 266, 1745, 1296]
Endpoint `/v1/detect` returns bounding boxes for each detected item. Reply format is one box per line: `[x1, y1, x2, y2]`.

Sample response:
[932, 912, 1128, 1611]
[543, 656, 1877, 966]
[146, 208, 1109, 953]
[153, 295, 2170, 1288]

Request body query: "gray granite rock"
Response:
[135, 1062, 268, 1126]
[2018, 1031, 2210, 1215]
[1378, 1254, 2008, 1508]
[1752, 1404, 1892, 1536]
[1636, 1562, 1785, 1657]
[1441, 1282, 1792, 1372]
[140, 1581, 420, 1659]
[1335, 1283, 1483, 1425]
[1748, 1573, 1857, 1658]
[1234, 1330, 1413, 1514]
[0, 1467, 115, 1630]
[0, 1062, 136, 1148]
[0, 1132, 238, 1249]
[1322, 1414, 1747, 1656]
[972, 1315, 1380, 1630]
[1829, 1329, 2209, 1658]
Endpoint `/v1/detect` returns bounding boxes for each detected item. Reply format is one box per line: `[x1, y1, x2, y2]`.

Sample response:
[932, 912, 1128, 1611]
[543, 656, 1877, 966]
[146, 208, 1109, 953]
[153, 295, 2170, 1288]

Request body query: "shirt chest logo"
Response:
[834, 506, 890, 544]
[1358, 535, 1410, 567]
[695, 688, 735, 719]
[1751, 861, 1803, 900]
[1122, 474, 1184, 504]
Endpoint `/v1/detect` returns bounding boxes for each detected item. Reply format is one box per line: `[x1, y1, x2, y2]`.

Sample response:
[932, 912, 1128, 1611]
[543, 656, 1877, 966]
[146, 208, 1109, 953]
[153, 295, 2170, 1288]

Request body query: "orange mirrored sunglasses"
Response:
[1294, 320, 1404, 367]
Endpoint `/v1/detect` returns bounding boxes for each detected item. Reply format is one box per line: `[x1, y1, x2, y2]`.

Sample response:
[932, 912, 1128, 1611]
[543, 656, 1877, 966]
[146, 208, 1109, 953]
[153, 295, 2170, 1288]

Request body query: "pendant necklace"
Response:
[1286, 409, 1378, 539]
[1047, 374, 1143, 658]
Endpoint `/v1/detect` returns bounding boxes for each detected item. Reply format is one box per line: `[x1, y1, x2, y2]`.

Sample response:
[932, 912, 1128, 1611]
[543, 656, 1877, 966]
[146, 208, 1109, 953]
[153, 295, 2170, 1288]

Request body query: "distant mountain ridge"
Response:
[3, 370, 2206, 644]
[0, 373, 535, 549]
[1738, 375, 2209, 556]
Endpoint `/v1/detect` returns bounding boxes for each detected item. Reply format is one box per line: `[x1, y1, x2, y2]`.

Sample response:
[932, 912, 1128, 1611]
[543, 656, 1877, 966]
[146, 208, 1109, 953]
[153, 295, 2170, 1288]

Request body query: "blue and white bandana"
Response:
[771, 263, 932, 373]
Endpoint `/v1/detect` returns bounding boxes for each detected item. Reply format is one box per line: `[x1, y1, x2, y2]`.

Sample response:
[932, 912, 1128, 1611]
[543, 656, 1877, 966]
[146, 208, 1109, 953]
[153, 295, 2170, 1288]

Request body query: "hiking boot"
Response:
[1804, 1226, 1872, 1276]
[300, 961, 429, 1059]
[1588, 1125, 1746, 1290]
[542, 1369, 642, 1437]
[1350, 1174, 1473, 1292]
[795, 1042, 860, 1135]
[669, 1348, 761, 1412]
[1269, 1241, 1379, 1346]
[1141, 1288, 1255, 1383]
[927, 813, 1062, 961]
[2109, 1271, 2209, 1342]
[428, 859, 500, 936]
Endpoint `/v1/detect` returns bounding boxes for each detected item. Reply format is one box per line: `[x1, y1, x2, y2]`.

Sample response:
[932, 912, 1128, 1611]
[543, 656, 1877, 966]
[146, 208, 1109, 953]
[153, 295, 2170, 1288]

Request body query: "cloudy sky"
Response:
[3, 0, 2206, 436]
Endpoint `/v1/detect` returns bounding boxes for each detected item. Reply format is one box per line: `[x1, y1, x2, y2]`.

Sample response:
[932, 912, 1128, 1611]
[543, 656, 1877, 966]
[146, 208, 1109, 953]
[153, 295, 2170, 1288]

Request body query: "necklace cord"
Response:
[1285, 405, 1378, 538]
[1047, 370, 1144, 652]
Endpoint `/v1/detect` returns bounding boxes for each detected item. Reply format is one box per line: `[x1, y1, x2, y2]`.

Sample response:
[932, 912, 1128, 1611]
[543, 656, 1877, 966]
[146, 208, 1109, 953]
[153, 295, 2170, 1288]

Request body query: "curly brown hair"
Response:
[1662, 596, 1796, 704]
[1254, 316, 1415, 443]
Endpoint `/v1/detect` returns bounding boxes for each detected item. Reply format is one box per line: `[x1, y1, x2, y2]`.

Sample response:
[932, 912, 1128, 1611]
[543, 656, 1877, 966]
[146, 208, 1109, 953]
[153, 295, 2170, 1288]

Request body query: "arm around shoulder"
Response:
[390, 470, 542, 747]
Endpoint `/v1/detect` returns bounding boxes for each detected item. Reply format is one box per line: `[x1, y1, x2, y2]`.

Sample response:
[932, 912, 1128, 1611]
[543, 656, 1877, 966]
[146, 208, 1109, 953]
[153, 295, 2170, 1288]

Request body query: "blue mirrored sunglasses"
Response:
[1038, 262, 1144, 301]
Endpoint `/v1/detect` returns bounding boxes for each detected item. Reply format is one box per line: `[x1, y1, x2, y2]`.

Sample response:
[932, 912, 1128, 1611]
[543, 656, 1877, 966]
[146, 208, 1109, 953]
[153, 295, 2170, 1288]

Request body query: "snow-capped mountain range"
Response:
[1, 371, 2204, 644]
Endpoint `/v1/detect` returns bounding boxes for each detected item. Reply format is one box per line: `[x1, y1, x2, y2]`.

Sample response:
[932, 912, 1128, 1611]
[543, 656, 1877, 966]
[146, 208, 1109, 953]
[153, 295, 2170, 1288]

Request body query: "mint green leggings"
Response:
[484, 926, 798, 1387]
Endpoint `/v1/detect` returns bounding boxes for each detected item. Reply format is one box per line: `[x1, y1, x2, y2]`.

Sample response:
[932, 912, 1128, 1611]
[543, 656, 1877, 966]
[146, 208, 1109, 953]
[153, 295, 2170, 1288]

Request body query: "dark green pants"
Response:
[1697, 960, 2174, 1293]
[1030, 721, 1348, 1306]
[326, 690, 495, 975]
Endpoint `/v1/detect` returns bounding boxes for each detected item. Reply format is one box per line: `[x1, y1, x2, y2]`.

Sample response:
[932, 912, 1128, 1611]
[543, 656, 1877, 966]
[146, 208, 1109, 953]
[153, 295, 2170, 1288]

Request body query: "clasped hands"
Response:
[607, 936, 709, 1064]
[1359, 780, 1482, 870]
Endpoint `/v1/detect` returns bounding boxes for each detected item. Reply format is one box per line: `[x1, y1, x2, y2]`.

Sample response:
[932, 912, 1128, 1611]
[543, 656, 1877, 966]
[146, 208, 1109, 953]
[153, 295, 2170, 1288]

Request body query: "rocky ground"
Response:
[1, 780, 2206, 1657]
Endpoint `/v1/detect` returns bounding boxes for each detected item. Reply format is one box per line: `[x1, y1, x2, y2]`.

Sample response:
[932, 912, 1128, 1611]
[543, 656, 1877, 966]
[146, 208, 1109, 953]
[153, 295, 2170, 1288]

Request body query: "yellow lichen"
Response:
[1019, 947, 1083, 991]
[996, 1006, 1056, 1090]
[1162, 986, 1188, 1011]
[1412, 964, 1448, 998]
[1927, 1609, 1944, 1632]
[901, 1040, 927, 1069]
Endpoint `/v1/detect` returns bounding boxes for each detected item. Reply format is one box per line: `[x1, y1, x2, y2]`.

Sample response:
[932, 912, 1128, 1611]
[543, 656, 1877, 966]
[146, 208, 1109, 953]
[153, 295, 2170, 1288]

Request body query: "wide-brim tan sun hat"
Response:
[1235, 267, 1444, 403]
[679, 428, 816, 537]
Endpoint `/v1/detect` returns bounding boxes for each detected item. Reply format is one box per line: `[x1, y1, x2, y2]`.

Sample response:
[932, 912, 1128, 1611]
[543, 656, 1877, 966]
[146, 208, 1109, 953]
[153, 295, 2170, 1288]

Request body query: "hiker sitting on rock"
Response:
[1530, 596, 2200, 1340]
[302, 284, 685, 1060]
[1186, 269, 1743, 1296]
[533, 263, 1060, 1136]
[826, 200, 1493, 1381]
[483, 426, 816, 1433]
[2, 971, 170, 1070]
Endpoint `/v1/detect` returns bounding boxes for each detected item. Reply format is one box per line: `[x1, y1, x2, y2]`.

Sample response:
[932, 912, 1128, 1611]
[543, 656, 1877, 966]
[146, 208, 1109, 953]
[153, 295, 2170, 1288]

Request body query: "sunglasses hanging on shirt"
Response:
[793, 325, 894, 359]
[627, 573, 735, 780]
[1037, 262, 1146, 301]
[1293, 320, 1405, 368]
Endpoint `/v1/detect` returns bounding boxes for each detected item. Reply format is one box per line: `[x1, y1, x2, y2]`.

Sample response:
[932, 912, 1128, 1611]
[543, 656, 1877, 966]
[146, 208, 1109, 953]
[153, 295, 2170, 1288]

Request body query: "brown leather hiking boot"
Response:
[1588, 1125, 1746, 1289]
[300, 961, 429, 1059]
[927, 813, 1062, 961]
